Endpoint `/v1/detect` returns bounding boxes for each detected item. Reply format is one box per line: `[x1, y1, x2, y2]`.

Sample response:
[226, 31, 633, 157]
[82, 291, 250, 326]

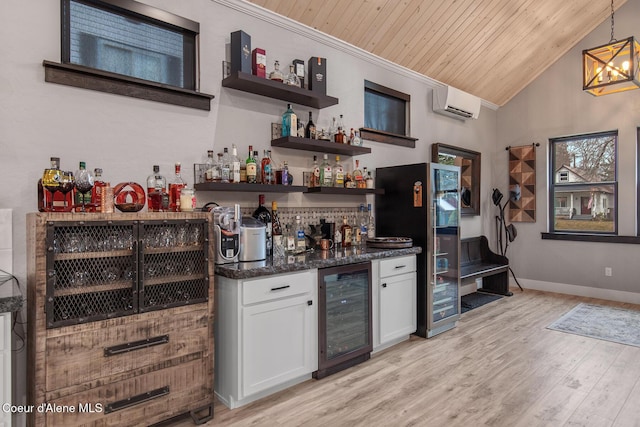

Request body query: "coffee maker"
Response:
[213, 204, 241, 264]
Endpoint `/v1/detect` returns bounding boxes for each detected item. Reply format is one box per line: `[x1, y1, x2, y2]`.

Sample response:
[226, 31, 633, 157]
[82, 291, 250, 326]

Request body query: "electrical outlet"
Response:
[605, 267, 612, 277]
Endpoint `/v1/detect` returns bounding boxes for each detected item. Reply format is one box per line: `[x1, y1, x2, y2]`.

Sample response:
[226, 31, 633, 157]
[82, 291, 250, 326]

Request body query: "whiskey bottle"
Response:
[146, 165, 168, 212]
[91, 168, 108, 213]
[333, 155, 344, 188]
[353, 160, 364, 188]
[335, 114, 345, 143]
[269, 60, 284, 82]
[285, 64, 301, 87]
[281, 104, 297, 137]
[168, 162, 186, 212]
[246, 145, 257, 183]
[340, 216, 352, 248]
[305, 111, 316, 139]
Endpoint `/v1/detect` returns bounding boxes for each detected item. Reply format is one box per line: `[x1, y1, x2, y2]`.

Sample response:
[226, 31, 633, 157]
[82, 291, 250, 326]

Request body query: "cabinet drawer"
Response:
[243, 270, 315, 305]
[45, 358, 211, 427]
[45, 305, 210, 392]
[379, 256, 416, 278]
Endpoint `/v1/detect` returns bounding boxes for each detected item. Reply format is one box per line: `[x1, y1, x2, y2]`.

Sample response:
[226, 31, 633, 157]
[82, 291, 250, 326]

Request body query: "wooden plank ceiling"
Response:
[247, 0, 627, 106]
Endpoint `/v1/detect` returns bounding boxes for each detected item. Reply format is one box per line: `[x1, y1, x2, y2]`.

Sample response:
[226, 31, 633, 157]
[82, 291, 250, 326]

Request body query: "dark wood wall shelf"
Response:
[222, 71, 339, 109]
[272, 136, 371, 156]
[194, 182, 307, 193]
[305, 187, 384, 195]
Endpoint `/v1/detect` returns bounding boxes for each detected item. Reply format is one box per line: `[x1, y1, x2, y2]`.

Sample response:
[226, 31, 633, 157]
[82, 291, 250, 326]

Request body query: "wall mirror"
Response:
[432, 143, 481, 216]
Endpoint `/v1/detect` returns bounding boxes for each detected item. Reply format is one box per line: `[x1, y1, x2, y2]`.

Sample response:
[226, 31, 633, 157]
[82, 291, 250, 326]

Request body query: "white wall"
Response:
[496, 0, 640, 299]
[0, 0, 497, 417]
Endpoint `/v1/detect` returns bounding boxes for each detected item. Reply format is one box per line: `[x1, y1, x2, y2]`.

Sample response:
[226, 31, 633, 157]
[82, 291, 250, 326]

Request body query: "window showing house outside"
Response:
[64, 0, 198, 90]
[549, 131, 617, 234]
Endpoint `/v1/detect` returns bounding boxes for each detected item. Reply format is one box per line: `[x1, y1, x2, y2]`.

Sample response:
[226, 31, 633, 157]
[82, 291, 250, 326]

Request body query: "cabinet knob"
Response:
[382, 283, 387, 288]
[307, 300, 313, 306]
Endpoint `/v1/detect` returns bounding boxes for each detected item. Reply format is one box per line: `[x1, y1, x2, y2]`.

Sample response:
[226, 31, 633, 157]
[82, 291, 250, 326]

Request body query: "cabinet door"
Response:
[242, 294, 317, 398]
[379, 272, 416, 344]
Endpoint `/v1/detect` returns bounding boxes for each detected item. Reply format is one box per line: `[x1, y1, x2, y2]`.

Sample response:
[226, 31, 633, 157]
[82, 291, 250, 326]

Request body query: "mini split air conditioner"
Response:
[432, 85, 481, 121]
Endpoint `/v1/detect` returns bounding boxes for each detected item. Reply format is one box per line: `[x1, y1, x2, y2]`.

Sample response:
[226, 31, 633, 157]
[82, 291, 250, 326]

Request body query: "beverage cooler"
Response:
[375, 163, 461, 338]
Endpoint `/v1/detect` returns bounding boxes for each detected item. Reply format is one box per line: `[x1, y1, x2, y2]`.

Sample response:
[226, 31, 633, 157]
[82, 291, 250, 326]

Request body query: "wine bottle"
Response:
[305, 111, 316, 139]
[246, 145, 257, 183]
[252, 194, 272, 253]
[253, 150, 261, 183]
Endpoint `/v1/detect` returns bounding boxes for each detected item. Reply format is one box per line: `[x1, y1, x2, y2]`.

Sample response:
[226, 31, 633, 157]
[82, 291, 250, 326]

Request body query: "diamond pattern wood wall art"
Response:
[509, 145, 536, 222]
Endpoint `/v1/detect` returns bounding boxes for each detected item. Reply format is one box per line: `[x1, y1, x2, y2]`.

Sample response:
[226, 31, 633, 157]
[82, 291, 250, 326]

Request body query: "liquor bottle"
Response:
[329, 117, 337, 140]
[352, 214, 361, 246]
[335, 114, 345, 143]
[297, 117, 305, 138]
[252, 194, 272, 254]
[358, 204, 368, 243]
[253, 150, 262, 183]
[305, 112, 316, 139]
[285, 223, 296, 253]
[334, 225, 342, 249]
[271, 201, 284, 257]
[285, 64, 301, 87]
[349, 128, 355, 145]
[366, 170, 374, 189]
[281, 104, 297, 137]
[353, 159, 364, 188]
[38, 156, 64, 212]
[261, 150, 274, 184]
[367, 203, 375, 239]
[344, 172, 354, 189]
[333, 156, 344, 188]
[214, 153, 224, 182]
[231, 144, 241, 183]
[340, 216, 352, 247]
[146, 165, 168, 212]
[310, 155, 320, 188]
[205, 150, 215, 182]
[91, 168, 108, 213]
[221, 148, 231, 183]
[168, 162, 186, 212]
[294, 215, 306, 252]
[351, 130, 362, 147]
[269, 60, 284, 82]
[281, 161, 289, 186]
[246, 145, 257, 183]
[320, 154, 332, 187]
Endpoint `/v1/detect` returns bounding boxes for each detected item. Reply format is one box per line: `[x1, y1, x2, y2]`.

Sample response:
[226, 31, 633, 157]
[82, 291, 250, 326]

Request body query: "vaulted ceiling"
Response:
[247, 0, 628, 106]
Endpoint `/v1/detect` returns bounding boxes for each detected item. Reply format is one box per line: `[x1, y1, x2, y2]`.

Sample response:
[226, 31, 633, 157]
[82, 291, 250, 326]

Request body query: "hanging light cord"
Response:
[610, 0, 616, 43]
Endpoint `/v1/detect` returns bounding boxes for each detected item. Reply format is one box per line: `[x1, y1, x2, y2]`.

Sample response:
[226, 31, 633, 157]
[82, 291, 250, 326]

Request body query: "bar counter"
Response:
[215, 245, 422, 280]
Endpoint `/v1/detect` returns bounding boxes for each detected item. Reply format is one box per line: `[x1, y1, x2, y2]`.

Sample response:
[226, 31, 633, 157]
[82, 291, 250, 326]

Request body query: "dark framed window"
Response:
[548, 130, 617, 235]
[62, 0, 198, 89]
[361, 81, 417, 148]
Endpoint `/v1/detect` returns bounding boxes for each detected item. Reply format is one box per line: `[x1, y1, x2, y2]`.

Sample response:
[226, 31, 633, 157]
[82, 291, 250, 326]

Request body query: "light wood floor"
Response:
[180, 289, 640, 427]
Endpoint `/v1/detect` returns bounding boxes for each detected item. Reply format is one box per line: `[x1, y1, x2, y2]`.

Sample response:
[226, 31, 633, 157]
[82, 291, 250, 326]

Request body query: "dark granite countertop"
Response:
[215, 245, 422, 280]
[0, 274, 24, 313]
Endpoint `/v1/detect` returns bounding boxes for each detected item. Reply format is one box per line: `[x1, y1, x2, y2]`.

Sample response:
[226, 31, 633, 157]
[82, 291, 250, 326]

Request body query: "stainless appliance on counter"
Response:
[239, 216, 266, 262]
[213, 205, 240, 264]
[376, 163, 461, 338]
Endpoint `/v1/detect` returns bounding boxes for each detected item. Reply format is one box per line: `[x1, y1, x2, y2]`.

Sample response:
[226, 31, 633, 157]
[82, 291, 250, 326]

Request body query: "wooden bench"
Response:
[460, 236, 512, 296]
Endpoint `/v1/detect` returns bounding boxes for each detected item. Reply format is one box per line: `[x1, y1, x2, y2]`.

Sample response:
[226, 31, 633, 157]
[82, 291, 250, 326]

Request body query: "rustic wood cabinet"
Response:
[27, 212, 214, 426]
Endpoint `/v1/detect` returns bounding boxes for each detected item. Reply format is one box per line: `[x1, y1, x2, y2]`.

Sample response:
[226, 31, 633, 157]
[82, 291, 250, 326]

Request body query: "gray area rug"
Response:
[547, 303, 640, 348]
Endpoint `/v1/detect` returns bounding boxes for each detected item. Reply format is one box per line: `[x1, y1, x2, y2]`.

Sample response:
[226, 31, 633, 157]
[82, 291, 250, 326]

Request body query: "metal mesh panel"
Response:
[140, 220, 208, 311]
[53, 224, 134, 253]
[53, 256, 135, 290]
[50, 288, 135, 327]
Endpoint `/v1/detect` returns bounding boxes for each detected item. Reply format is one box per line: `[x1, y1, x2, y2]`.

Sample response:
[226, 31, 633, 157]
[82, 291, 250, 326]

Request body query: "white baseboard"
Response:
[515, 278, 640, 305]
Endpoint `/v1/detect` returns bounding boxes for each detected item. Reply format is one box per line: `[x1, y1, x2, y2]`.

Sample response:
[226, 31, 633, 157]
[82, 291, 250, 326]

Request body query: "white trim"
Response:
[211, 0, 499, 111]
[515, 278, 640, 305]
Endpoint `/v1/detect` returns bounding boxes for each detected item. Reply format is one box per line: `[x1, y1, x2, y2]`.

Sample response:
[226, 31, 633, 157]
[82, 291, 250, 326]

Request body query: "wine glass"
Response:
[75, 165, 94, 212]
[42, 167, 62, 212]
[58, 171, 75, 211]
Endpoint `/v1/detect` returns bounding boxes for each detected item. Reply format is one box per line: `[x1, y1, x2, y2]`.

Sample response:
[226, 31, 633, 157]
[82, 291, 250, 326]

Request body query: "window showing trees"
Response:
[549, 131, 617, 234]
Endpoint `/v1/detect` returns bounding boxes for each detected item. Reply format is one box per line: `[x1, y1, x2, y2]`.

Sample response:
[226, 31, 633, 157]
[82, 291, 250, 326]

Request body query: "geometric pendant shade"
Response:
[583, 36, 640, 96]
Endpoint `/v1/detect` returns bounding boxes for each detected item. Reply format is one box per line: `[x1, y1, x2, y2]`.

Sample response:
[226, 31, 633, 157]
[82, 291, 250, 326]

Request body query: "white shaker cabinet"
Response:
[0, 312, 11, 427]
[215, 270, 318, 409]
[372, 255, 417, 352]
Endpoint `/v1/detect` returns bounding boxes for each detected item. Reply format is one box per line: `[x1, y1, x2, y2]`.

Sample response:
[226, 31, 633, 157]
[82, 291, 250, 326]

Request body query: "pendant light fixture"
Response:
[583, 0, 640, 96]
